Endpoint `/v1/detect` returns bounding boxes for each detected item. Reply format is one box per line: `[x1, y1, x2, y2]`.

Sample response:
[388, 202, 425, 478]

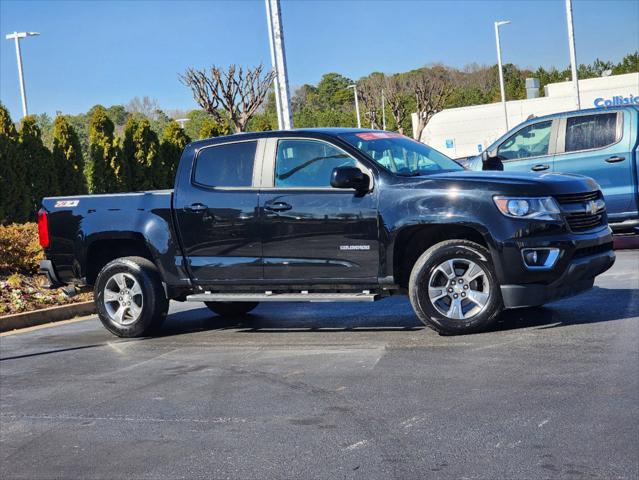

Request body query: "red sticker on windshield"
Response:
[355, 132, 403, 140]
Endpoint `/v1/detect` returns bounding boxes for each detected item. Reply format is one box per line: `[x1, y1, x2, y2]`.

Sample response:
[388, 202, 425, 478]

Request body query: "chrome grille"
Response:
[554, 191, 606, 232]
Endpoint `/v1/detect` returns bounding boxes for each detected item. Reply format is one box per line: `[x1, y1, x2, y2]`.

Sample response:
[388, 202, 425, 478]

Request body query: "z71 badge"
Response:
[54, 200, 79, 208]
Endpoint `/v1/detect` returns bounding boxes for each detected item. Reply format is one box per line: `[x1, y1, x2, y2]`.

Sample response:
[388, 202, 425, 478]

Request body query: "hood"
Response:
[394, 170, 601, 197]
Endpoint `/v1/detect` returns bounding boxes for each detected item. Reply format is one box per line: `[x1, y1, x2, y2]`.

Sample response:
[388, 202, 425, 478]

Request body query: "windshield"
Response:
[338, 132, 462, 176]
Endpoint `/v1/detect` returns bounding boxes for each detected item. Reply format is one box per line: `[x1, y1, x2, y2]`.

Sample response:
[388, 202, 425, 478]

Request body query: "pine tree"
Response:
[122, 116, 161, 191]
[159, 121, 190, 188]
[86, 106, 121, 193]
[0, 104, 30, 223]
[19, 116, 57, 218]
[52, 115, 87, 195]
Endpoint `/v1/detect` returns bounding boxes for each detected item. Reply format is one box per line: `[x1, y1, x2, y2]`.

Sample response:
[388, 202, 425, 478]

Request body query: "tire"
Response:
[94, 256, 168, 338]
[205, 302, 259, 317]
[408, 240, 503, 335]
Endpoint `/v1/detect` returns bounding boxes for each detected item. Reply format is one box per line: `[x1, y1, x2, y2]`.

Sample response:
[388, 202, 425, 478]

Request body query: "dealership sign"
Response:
[594, 94, 639, 108]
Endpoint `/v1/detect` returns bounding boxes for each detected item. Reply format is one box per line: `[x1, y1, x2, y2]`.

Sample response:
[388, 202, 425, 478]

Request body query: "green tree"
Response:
[106, 105, 129, 127]
[613, 51, 639, 74]
[316, 73, 354, 109]
[86, 105, 121, 193]
[199, 117, 230, 139]
[19, 116, 57, 216]
[122, 117, 162, 190]
[159, 121, 191, 187]
[182, 110, 228, 140]
[51, 116, 87, 195]
[35, 113, 54, 149]
[0, 104, 30, 223]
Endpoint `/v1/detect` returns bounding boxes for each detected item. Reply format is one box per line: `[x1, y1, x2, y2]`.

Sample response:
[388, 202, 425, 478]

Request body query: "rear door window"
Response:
[194, 141, 257, 187]
[565, 113, 618, 152]
[497, 121, 553, 161]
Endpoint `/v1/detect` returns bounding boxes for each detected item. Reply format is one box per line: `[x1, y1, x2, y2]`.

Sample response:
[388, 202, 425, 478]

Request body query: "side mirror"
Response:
[331, 166, 370, 192]
[481, 149, 503, 171]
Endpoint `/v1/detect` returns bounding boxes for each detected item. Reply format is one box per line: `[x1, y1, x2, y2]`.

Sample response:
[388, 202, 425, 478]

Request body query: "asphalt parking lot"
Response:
[1, 250, 638, 480]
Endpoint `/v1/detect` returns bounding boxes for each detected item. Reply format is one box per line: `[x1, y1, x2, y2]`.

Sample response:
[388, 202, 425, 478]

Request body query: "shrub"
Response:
[122, 116, 161, 190]
[0, 223, 43, 276]
[160, 121, 190, 187]
[0, 104, 30, 224]
[19, 116, 57, 216]
[52, 115, 87, 195]
[86, 105, 121, 193]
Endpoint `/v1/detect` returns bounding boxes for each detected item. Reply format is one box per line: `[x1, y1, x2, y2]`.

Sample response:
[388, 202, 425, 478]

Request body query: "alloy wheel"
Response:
[427, 258, 490, 320]
[103, 273, 143, 325]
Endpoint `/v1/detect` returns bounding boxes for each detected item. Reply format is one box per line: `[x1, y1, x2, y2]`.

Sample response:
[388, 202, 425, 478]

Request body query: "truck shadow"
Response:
[158, 286, 638, 336]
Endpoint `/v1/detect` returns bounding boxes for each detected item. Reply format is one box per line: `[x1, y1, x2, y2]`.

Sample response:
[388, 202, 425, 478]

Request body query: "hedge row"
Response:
[0, 104, 190, 224]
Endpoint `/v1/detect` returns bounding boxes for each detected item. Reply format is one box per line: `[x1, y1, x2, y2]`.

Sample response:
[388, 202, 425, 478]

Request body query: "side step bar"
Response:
[186, 292, 378, 303]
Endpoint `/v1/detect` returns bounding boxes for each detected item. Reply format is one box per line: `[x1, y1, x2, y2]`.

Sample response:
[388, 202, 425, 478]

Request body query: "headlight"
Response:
[493, 196, 561, 221]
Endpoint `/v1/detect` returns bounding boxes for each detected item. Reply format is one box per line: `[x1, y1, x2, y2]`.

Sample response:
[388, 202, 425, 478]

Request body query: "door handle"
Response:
[605, 156, 625, 163]
[264, 202, 292, 212]
[531, 164, 550, 171]
[186, 203, 208, 212]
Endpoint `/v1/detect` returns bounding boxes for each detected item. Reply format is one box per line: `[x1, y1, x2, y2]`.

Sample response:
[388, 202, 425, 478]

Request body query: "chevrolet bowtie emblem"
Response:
[585, 200, 598, 216]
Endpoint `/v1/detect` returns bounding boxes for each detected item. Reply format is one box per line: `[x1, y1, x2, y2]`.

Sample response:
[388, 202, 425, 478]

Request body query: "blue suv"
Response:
[467, 106, 639, 230]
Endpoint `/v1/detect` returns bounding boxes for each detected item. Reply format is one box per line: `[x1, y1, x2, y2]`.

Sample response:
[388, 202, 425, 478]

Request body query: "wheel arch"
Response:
[390, 223, 492, 288]
[84, 235, 157, 286]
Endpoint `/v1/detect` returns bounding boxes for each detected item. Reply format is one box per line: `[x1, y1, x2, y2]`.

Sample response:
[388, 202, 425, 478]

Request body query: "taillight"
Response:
[37, 208, 49, 248]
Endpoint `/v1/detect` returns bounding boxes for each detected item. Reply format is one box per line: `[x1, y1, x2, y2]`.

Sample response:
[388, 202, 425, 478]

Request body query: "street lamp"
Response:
[265, 0, 293, 130]
[565, 0, 581, 109]
[176, 118, 189, 129]
[5, 31, 39, 118]
[347, 84, 361, 128]
[494, 20, 510, 133]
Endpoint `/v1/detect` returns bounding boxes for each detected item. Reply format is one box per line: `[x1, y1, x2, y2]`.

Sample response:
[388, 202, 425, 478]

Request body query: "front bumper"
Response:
[500, 248, 615, 308]
[39, 260, 64, 288]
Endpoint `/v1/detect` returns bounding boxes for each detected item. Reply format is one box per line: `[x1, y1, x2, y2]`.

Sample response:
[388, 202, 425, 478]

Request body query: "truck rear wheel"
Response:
[94, 256, 168, 338]
[409, 240, 503, 335]
[205, 302, 258, 317]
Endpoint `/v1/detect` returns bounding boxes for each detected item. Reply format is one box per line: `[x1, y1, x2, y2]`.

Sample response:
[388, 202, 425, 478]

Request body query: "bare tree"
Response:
[358, 74, 384, 129]
[383, 74, 408, 135]
[126, 96, 161, 120]
[180, 64, 275, 133]
[410, 69, 452, 141]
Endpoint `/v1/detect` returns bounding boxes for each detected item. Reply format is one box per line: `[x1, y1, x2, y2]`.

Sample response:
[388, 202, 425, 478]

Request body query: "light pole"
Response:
[381, 89, 387, 130]
[565, 0, 581, 110]
[265, 0, 293, 130]
[347, 84, 361, 128]
[176, 118, 189, 129]
[5, 31, 39, 118]
[494, 20, 510, 133]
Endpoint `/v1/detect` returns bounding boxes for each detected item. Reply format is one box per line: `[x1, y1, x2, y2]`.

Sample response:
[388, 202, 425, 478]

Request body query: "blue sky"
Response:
[1, 0, 638, 119]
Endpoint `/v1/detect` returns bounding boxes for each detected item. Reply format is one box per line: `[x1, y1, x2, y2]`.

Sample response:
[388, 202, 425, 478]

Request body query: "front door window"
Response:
[275, 139, 357, 188]
[498, 120, 553, 161]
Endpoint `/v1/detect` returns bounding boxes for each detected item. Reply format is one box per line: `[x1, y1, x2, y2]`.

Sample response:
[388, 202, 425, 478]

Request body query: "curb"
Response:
[613, 235, 639, 251]
[0, 301, 96, 333]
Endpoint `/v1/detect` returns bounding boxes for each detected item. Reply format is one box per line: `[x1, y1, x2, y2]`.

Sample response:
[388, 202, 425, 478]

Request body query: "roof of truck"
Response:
[188, 127, 381, 148]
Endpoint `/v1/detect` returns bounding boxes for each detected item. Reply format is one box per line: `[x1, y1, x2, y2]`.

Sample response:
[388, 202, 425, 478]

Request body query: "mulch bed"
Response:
[0, 274, 92, 317]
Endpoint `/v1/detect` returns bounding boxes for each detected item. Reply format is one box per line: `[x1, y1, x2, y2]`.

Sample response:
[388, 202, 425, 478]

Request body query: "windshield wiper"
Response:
[396, 172, 423, 177]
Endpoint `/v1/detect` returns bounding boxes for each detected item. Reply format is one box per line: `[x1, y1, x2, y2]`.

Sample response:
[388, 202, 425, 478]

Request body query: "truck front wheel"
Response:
[205, 302, 259, 317]
[409, 240, 503, 335]
[94, 256, 169, 337]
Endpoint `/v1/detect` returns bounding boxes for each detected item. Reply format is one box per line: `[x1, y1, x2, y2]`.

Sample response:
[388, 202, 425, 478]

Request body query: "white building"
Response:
[414, 72, 639, 159]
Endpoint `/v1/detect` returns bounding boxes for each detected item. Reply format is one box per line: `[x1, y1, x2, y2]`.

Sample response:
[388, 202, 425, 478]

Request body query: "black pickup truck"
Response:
[39, 129, 615, 336]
